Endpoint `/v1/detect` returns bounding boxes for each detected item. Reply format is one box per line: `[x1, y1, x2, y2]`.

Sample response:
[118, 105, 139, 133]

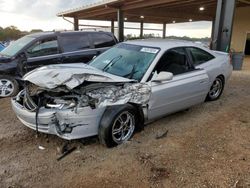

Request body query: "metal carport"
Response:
[57, 0, 250, 52]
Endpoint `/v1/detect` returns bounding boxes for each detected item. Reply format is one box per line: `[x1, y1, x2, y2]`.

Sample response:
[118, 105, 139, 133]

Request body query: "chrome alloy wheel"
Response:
[112, 111, 135, 144]
[0, 79, 14, 97]
[208, 78, 223, 100]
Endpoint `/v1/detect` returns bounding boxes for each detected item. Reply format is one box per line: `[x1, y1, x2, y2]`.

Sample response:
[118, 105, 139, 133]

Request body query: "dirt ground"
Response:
[0, 65, 250, 187]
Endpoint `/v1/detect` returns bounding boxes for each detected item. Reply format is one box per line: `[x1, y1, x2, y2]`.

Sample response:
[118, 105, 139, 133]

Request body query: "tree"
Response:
[0, 27, 4, 41]
[30, 29, 43, 33]
[0, 26, 22, 41]
[0, 26, 44, 41]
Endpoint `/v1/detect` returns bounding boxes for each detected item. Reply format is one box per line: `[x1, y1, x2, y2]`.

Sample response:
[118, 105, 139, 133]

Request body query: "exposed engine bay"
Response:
[17, 81, 151, 112]
[15, 64, 151, 112]
[12, 64, 152, 139]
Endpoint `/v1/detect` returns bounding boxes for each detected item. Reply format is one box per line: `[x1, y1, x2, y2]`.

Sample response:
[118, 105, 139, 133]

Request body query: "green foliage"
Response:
[0, 26, 43, 41]
[30, 29, 43, 33]
[0, 26, 22, 41]
[165, 35, 211, 43]
[125, 33, 211, 43]
[125, 33, 161, 40]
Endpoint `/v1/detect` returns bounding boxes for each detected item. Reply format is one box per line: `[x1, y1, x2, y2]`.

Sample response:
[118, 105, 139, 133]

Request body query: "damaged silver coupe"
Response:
[12, 40, 233, 147]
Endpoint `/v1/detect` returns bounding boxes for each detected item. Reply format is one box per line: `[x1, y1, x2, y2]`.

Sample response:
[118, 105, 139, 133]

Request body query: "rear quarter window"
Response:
[59, 34, 90, 52]
[90, 33, 116, 48]
[187, 47, 214, 66]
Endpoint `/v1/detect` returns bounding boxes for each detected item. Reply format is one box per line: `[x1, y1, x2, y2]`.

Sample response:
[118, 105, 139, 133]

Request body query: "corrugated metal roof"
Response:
[57, 0, 120, 16]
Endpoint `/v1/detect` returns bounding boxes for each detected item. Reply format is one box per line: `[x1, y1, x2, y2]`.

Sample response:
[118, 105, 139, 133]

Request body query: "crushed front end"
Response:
[11, 81, 151, 140]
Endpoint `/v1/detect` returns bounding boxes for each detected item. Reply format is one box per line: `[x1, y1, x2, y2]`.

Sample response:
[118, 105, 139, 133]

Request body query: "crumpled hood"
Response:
[23, 63, 134, 89]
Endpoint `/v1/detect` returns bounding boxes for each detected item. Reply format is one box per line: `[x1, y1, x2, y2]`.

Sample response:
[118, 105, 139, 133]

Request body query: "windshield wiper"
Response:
[102, 55, 122, 72]
[125, 59, 139, 79]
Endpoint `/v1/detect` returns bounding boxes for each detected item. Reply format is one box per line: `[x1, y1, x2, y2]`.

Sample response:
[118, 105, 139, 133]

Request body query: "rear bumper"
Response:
[11, 93, 106, 140]
[226, 64, 233, 81]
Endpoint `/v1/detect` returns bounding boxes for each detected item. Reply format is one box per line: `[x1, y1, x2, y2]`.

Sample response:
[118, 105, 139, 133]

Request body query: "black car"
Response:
[0, 31, 118, 97]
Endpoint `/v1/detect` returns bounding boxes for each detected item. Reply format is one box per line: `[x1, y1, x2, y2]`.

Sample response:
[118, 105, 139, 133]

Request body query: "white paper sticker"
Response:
[140, 48, 159, 54]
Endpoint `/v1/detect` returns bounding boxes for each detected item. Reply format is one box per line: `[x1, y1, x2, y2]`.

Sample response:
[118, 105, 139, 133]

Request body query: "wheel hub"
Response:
[0, 79, 14, 97]
[112, 111, 135, 144]
[209, 78, 222, 99]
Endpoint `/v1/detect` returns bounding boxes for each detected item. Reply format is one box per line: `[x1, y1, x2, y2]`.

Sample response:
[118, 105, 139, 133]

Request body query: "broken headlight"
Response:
[45, 99, 76, 110]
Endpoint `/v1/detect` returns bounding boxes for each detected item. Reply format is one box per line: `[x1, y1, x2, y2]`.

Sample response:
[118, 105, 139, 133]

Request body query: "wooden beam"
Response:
[76, 8, 116, 19]
[238, 0, 250, 5]
[122, 0, 180, 10]
[126, 9, 213, 21]
[62, 0, 216, 23]
[150, 0, 216, 9]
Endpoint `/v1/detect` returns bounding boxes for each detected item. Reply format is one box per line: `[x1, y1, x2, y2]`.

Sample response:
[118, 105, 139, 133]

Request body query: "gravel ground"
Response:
[0, 70, 250, 188]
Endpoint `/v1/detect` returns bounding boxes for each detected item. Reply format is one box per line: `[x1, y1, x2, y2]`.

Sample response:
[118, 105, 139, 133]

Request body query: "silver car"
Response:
[11, 39, 232, 147]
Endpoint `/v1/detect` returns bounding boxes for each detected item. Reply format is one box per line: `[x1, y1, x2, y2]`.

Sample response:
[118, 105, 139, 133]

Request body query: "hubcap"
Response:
[209, 78, 223, 99]
[0, 79, 14, 97]
[112, 111, 135, 144]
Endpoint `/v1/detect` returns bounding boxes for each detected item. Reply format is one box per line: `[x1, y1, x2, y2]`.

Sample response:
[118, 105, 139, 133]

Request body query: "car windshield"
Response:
[0, 36, 34, 57]
[89, 43, 159, 81]
[0, 43, 4, 51]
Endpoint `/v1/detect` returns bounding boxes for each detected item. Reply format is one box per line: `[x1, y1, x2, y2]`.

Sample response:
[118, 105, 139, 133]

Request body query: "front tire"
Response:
[98, 104, 137, 148]
[206, 76, 224, 101]
[0, 76, 19, 97]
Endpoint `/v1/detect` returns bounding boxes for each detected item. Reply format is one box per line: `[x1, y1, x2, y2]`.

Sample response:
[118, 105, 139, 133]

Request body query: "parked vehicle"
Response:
[0, 31, 117, 97]
[11, 39, 232, 147]
[0, 42, 5, 52]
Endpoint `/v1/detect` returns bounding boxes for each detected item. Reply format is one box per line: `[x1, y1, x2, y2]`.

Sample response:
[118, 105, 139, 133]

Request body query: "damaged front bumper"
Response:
[11, 64, 151, 140]
[11, 91, 106, 140]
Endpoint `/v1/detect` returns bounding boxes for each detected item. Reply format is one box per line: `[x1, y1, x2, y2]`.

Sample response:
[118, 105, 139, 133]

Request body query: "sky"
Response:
[0, 0, 212, 38]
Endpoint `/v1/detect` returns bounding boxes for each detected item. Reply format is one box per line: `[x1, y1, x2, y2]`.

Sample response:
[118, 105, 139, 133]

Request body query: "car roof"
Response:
[124, 39, 207, 51]
[26, 31, 114, 39]
[26, 32, 56, 38]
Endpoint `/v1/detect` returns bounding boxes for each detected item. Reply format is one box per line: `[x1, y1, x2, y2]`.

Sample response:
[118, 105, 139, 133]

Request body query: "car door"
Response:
[147, 47, 210, 120]
[58, 33, 97, 64]
[24, 37, 62, 73]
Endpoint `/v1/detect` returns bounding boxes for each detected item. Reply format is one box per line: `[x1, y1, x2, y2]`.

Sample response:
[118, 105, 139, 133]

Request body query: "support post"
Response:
[117, 8, 124, 42]
[211, 19, 215, 39]
[140, 21, 144, 38]
[74, 17, 79, 31]
[211, 0, 236, 52]
[111, 20, 115, 34]
[163, 23, 166, 38]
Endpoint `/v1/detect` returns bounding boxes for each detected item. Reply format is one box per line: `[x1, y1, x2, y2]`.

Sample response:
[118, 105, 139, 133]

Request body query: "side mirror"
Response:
[152, 71, 173, 82]
[19, 52, 27, 59]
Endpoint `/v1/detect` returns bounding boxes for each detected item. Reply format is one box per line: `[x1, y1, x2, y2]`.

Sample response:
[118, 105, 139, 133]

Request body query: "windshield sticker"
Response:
[140, 48, 159, 54]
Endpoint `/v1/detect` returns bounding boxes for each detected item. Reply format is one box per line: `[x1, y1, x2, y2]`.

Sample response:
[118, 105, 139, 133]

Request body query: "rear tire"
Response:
[0, 76, 19, 97]
[206, 76, 224, 101]
[98, 104, 138, 148]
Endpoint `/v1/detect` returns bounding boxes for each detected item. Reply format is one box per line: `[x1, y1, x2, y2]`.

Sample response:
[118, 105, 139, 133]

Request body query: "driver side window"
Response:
[27, 38, 58, 58]
[154, 48, 192, 75]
